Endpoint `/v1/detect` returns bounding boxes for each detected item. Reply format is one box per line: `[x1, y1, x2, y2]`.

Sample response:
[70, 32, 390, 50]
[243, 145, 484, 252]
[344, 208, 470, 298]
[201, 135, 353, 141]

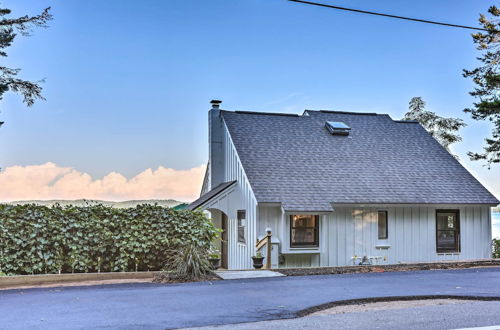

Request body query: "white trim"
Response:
[281, 213, 326, 254]
[282, 249, 321, 255]
[202, 187, 236, 210]
[333, 203, 498, 208]
[221, 119, 258, 207]
[200, 162, 210, 196]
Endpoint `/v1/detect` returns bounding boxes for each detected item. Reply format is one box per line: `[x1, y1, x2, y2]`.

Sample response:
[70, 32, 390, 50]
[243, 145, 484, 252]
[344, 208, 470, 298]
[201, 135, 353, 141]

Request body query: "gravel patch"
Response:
[188, 301, 500, 330]
[311, 298, 471, 315]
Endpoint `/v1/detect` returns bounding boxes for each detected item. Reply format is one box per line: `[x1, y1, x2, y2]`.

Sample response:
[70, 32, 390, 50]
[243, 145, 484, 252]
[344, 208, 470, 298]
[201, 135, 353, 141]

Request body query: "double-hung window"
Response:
[290, 215, 319, 248]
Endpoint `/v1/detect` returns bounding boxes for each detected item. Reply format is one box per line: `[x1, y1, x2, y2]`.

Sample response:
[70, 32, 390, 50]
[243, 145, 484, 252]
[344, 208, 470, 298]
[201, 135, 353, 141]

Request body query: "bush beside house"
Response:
[0, 204, 218, 276]
[493, 238, 500, 258]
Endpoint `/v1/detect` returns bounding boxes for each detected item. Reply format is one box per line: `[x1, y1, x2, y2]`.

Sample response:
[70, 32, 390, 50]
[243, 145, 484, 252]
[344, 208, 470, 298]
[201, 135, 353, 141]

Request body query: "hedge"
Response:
[0, 203, 218, 275]
[494, 238, 500, 259]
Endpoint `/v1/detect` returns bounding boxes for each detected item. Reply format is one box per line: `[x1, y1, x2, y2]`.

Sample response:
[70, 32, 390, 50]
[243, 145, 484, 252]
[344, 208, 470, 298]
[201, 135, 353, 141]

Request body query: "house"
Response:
[189, 100, 499, 270]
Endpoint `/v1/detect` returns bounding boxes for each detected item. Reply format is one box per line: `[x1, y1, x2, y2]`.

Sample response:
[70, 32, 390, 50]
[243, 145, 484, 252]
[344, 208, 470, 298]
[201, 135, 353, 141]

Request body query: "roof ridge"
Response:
[394, 120, 420, 123]
[232, 110, 300, 117]
[312, 110, 379, 116]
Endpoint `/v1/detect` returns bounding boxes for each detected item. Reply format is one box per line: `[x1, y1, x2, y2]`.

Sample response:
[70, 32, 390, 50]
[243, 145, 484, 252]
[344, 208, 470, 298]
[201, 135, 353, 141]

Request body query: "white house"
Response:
[189, 100, 499, 270]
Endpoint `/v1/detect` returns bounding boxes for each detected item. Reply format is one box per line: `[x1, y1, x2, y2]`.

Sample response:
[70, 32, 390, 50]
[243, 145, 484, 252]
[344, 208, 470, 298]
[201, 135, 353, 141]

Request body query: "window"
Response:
[378, 211, 388, 239]
[325, 121, 351, 135]
[237, 210, 246, 244]
[436, 210, 460, 253]
[290, 215, 319, 247]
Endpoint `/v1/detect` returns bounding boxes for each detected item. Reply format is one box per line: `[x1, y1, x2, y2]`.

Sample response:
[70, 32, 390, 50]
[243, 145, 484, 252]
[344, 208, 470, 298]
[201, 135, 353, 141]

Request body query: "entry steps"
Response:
[215, 270, 285, 280]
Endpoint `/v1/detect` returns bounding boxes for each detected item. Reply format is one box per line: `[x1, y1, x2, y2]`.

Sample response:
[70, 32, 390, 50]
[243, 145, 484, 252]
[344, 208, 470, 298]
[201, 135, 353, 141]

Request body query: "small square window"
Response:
[237, 210, 246, 244]
[378, 211, 388, 239]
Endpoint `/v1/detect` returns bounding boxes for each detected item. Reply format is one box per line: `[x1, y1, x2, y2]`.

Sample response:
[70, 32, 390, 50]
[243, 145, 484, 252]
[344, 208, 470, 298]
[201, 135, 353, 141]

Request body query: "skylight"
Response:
[325, 121, 351, 136]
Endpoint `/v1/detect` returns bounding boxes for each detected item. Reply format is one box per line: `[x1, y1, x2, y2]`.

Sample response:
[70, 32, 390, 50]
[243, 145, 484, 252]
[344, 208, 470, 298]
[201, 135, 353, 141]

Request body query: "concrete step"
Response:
[215, 270, 285, 280]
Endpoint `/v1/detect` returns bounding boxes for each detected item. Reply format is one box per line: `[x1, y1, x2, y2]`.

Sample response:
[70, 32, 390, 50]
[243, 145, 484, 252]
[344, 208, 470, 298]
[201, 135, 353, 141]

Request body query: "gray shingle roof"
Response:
[221, 110, 499, 211]
[188, 181, 236, 210]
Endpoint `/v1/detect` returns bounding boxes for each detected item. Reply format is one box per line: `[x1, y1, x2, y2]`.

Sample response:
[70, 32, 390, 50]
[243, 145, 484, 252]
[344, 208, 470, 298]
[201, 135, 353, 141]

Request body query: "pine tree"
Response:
[403, 97, 466, 156]
[0, 6, 53, 112]
[463, 5, 500, 166]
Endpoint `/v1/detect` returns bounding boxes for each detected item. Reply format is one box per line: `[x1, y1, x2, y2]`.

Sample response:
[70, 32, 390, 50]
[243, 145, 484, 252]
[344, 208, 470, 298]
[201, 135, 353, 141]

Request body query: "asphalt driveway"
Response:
[1, 267, 500, 329]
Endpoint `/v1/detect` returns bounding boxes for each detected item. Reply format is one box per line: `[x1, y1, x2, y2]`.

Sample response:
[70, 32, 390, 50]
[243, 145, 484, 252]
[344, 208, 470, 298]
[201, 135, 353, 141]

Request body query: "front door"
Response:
[221, 213, 228, 269]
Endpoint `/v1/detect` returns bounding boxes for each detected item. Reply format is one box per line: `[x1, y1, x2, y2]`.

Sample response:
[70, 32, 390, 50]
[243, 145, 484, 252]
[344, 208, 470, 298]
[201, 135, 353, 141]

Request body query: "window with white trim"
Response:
[237, 210, 246, 244]
[378, 210, 388, 239]
[290, 215, 319, 248]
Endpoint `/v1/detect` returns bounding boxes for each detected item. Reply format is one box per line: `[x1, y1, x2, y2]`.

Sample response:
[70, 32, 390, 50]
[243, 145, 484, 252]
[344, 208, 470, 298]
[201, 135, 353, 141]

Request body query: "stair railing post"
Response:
[265, 228, 272, 269]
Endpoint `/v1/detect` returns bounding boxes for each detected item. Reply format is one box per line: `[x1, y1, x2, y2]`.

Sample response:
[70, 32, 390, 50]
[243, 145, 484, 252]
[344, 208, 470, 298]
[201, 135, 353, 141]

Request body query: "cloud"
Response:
[494, 226, 500, 239]
[0, 162, 206, 202]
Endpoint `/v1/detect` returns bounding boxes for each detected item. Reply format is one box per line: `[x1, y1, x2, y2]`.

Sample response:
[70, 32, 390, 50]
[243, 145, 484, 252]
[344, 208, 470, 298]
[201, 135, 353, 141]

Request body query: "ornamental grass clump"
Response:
[163, 243, 213, 281]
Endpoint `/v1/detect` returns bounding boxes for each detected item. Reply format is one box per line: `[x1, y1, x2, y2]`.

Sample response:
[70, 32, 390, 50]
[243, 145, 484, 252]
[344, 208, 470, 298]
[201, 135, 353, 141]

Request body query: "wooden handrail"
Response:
[255, 229, 272, 269]
[256, 236, 267, 250]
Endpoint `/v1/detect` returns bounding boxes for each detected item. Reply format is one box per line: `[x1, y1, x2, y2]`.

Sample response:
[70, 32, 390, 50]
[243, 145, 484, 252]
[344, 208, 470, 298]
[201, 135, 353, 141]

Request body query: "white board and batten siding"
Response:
[204, 121, 257, 270]
[325, 205, 492, 266]
[259, 204, 492, 268]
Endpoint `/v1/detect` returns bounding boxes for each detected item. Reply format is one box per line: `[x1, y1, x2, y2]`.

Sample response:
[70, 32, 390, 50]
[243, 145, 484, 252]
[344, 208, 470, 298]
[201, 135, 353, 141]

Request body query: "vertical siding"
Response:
[337, 208, 347, 265]
[395, 207, 404, 262]
[419, 207, 427, 261]
[203, 121, 257, 270]
[257, 206, 281, 236]
[463, 206, 474, 260]
[427, 207, 435, 262]
[345, 208, 355, 265]
[221, 121, 257, 270]
[257, 205, 493, 268]
[353, 209, 363, 258]
[321, 205, 492, 266]
[482, 207, 491, 257]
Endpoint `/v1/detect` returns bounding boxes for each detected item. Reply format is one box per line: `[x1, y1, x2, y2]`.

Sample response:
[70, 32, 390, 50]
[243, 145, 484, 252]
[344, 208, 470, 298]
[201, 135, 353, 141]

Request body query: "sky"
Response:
[0, 0, 499, 205]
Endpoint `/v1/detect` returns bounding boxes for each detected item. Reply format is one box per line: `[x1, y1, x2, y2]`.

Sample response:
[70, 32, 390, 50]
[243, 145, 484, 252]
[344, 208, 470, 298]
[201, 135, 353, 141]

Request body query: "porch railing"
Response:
[255, 228, 272, 269]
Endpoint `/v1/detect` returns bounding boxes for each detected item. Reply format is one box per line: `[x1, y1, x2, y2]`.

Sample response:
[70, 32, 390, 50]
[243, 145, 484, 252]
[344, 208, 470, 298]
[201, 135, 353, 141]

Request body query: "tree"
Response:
[463, 5, 500, 166]
[403, 97, 466, 156]
[0, 6, 52, 111]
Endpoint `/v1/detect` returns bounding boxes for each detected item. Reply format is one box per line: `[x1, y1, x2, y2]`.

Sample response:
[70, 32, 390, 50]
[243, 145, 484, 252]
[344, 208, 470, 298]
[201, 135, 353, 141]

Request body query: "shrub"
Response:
[0, 203, 218, 275]
[163, 242, 213, 281]
[493, 239, 500, 258]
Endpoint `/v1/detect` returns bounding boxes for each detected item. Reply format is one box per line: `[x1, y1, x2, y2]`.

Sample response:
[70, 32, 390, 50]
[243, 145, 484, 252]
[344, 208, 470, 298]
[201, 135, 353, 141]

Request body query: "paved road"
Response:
[1, 267, 500, 329]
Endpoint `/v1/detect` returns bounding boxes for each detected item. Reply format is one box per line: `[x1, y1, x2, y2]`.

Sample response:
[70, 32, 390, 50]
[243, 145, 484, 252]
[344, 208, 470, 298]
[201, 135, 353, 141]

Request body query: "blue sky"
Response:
[0, 0, 499, 202]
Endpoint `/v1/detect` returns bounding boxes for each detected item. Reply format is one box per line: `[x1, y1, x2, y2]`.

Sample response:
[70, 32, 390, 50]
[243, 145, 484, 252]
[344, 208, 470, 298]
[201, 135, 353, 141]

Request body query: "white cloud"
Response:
[493, 225, 500, 239]
[0, 162, 205, 202]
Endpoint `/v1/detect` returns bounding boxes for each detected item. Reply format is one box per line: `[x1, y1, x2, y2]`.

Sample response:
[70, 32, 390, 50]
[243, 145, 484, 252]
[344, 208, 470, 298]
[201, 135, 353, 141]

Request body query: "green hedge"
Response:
[0, 204, 218, 275]
[493, 238, 500, 259]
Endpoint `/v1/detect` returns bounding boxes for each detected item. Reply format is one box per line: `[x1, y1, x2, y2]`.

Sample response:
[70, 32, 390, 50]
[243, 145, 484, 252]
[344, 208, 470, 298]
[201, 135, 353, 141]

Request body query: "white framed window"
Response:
[290, 214, 319, 248]
[378, 210, 388, 239]
[237, 210, 246, 244]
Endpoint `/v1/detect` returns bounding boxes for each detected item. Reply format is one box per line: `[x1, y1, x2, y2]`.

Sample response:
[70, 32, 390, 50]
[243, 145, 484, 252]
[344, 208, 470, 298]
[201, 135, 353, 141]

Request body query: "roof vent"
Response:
[325, 121, 351, 136]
